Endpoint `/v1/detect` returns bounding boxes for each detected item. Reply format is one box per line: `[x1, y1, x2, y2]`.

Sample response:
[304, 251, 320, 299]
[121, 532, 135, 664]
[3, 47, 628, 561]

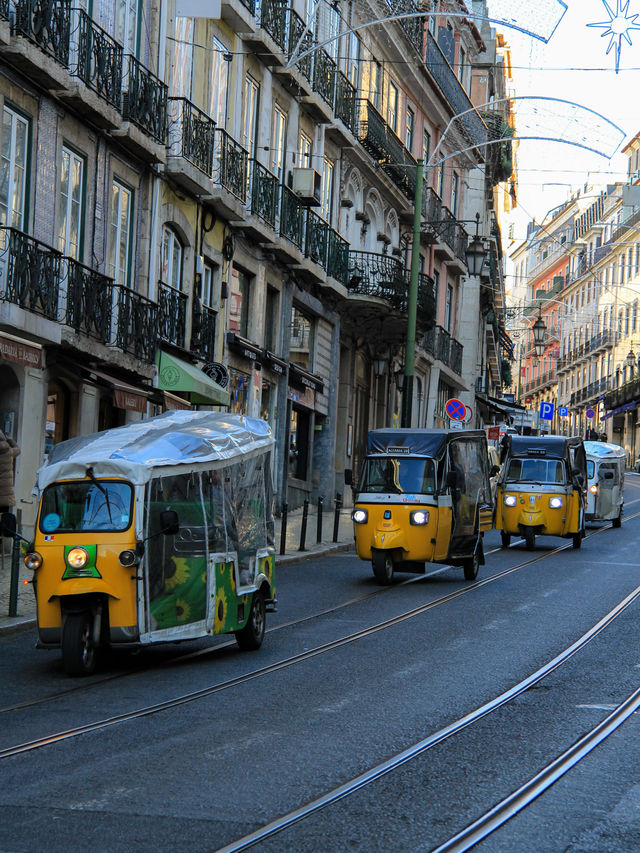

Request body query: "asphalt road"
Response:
[2, 477, 640, 852]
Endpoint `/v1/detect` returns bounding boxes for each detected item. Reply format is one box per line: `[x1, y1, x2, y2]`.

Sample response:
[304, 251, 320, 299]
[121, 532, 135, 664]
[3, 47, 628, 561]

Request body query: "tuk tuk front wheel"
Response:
[235, 590, 266, 651]
[61, 611, 97, 677]
[572, 531, 583, 549]
[372, 551, 394, 585]
[612, 509, 622, 528]
[500, 532, 511, 549]
[463, 551, 480, 581]
[523, 528, 535, 551]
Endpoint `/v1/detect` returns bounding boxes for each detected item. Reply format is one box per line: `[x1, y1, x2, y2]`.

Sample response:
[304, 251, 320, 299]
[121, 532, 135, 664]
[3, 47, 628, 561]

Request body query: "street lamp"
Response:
[626, 347, 636, 374]
[464, 213, 487, 276]
[532, 312, 547, 357]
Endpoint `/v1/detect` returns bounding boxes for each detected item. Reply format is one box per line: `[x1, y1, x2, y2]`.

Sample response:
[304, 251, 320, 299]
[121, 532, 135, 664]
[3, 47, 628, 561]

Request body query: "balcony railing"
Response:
[346, 250, 405, 303]
[313, 48, 337, 109]
[260, 0, 287, 49]
[449, 338, 463, 375]
[63, 257, 112, 343]
[113, 284, 157, 362]
[304, 209, 329, 267]
[122, 54, 168, 144]
[192, 303, 217, 362]
[425, 31, 486, 151]
[357, 99, 387, 162]
[280, 186, 304, 248]
[213, 129, 248, 202]
[0, 227, 61, 321]
[14, 0, 71, 66]
[286, 9, 312, 81]
[249, 160, 280, 229]
[335, 71, 357, 134]
[168, 97, 215, 176]
[327, 228, 349, 284]
[74, 9, 123, 109]
[157, 282, 187, 348]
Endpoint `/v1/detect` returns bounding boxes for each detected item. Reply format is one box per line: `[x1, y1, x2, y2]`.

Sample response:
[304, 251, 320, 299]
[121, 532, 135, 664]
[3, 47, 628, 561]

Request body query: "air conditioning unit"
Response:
[292, 168, 322, 206]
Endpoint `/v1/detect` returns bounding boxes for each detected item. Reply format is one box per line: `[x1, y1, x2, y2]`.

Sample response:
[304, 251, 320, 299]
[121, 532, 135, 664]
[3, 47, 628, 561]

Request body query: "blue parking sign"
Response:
[540, 401, 554, 421]
[558, 406, 568, 417]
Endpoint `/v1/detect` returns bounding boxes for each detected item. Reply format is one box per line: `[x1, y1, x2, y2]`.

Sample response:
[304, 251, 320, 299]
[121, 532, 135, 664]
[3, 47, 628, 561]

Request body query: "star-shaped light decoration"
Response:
[587, 0, 640, 72]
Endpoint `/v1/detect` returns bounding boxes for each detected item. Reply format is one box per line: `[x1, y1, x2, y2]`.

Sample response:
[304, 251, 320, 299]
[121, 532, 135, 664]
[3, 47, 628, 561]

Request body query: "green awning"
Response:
[156, 350, 230, 407]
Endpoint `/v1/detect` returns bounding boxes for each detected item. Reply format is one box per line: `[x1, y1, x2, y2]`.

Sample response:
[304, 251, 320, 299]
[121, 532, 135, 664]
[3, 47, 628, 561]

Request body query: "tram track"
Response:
[0, 512, 636, 761]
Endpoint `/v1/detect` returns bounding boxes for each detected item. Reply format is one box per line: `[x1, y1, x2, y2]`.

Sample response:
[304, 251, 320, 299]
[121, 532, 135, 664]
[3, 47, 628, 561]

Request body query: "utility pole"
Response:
[401, 158, 424, 428]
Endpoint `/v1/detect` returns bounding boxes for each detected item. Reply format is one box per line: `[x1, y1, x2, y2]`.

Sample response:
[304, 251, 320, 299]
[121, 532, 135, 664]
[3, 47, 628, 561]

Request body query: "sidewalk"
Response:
[0, 500, 355, 635]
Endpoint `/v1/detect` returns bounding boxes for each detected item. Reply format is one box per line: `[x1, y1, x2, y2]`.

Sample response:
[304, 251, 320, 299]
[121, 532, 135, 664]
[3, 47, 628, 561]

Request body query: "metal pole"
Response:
[316, 495, 324, 544]
[8, 509, 21, 617]
[299, 498, 309, 551]
[279, 501, 288, 555]
[402, 158, 424, 428]
[333, 492, 343, 542]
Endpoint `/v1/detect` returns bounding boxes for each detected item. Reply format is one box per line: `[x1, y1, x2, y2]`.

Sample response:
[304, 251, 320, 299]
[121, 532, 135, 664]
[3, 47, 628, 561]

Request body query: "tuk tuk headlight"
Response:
[24, 551, 43, 571]
[352, 509, 368, 524]
[503, 494, 517, 507]
[410, 510, 429, 525]
[549, 497, 564, 508]
[67, 547, 89, 569]
[589, 484, 598, 495]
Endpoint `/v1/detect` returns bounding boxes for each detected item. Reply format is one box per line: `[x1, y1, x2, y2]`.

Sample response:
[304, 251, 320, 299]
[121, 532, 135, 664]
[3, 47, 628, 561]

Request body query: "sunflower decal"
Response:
[214, 588, 229, 632]
[164, 557, 190, 590]
[175, 598, 191, 622]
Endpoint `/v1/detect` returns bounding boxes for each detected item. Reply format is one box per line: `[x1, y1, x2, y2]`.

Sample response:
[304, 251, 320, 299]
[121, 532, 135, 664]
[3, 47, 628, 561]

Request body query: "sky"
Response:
[493, 0, 640, 242]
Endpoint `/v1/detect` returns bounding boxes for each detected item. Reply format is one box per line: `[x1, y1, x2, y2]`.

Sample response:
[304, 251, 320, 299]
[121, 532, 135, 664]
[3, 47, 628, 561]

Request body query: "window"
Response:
[405, 105, 415, 152]
[265, 286, 279, 352]
[0, 105, 29, 230]
[458, 46, 466, 83]
[387, 81, 398, 132]
[160, 226, 183, 290]
[117, 0, 139, 56]
[422, 128, 431, 165]
[242, 75, 260, 160]
[321, 157, 334, 222]
[444, 284, 453, 331]
[290, 305, 313, 371]
[348, 31, 360, 87]
[202, 262, 216, 307]
[371, 61, 381, 109]
[171, 18, 193, 97]
[451, 172, 459, 216]
[298, 131, 312, 166]
[210, 37, 229, 128]
[437, 161, 444, 197]
[229, 266, 251, 337]
[107, 180, 132, 285]
[271, 104, 287, 181]
[56, 146, 84, 260]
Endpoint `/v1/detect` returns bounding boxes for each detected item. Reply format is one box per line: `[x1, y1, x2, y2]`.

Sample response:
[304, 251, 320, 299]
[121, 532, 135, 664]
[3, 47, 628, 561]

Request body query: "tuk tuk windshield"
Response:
[39, 481, 133, 533]
[505, 458, 566, 485]
[359, 457, 436, 494]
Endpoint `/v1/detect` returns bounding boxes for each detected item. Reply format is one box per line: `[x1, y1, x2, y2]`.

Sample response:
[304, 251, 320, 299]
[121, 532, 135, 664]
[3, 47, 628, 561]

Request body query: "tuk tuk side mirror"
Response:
[490, 465, 500, 477]
[344, 468, 353, 486]
[0, 511, 17, 538]
[160, 509, 180, 536]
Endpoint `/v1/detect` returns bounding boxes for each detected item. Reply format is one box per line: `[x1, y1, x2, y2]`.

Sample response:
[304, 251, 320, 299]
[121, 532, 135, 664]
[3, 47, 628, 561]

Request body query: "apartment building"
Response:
[0, 0, 512, 529]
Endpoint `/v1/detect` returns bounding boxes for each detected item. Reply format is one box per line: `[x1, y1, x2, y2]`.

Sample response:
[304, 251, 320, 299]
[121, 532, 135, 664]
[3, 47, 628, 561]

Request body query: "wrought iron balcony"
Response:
[425, 31, 486, 152]
[357, 99, 387, 161]
[417, 272, 436, 327]
[356, 99, 416, 202]
[63, 257, 112, 342]
[313, 48, 336, 109]
[122, 54, 168, 144]
[249, 159, 280, 230]
[280, 186, 304, 249]
[435, 326, 451, 364]
[213, 129, 248, 202]
[287, 9, 312, 81]
[260, 0, 287, 49]
[437, 206, 468, 264]
[0, 0, 7, 19]
[449, 338, 463, 375]
[168, 97, 215, 177]
[0, 226, 61, 321]
[192, 303, 217, 362]
[113, 284, 157, 362]
[157, 282, 187, 349]
[422, 186, 442, 222]
[335, 71, 357, 135]
[304, 209, 329, 267]
[327, 228, 349, 284]
[14, 0, 70, 66]
[346, 250, 405, 303]
[73, 9, 123, 109]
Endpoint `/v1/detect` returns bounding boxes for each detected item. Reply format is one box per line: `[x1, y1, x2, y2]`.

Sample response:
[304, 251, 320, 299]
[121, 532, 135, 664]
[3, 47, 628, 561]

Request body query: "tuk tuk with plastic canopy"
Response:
[348, 429, 494, 584]
[584, 440, 625, 526]
[9, 411, 276, 676]
[495, 434, 587, 550]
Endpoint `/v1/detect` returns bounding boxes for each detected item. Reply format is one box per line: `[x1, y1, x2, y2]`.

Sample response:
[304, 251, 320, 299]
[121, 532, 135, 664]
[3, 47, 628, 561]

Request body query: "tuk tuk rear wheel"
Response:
[463, 551, 480, 581]
[61, 611, 97, 677]
[572, 532, 582, 549]
[524, 528, 535, 551]
[372, 551, 394, 585]
[235, 590, 266, 651]
[500, 532, 511, 549]
[613, 509, 622, 528]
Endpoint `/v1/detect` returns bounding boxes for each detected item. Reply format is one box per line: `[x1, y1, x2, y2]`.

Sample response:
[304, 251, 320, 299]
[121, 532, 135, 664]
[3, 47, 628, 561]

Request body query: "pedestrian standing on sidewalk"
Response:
[0, 429, 20, 513]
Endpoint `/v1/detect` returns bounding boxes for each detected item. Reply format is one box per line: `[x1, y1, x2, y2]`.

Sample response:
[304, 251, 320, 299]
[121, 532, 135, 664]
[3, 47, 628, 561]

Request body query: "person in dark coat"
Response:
[0, 430, 20, 513]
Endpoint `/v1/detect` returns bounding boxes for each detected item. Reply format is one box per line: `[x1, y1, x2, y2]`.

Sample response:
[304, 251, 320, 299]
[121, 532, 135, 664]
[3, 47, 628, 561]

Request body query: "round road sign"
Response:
[586, 408, 595, 419]
[446, 398, 466, 421]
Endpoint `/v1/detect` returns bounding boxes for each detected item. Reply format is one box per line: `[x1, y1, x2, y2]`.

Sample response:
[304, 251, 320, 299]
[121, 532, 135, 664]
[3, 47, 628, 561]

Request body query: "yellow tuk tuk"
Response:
[348, 429, 494, 583]
[495, 434, 587, 550]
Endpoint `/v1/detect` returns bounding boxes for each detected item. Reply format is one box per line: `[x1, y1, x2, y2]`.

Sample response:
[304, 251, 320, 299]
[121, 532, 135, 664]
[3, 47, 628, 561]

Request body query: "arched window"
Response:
[161, 225, 183, 290]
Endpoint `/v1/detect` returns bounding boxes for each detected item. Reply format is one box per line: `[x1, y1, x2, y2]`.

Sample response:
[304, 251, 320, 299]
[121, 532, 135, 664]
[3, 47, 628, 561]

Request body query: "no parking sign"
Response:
[445, 398, 466, 422]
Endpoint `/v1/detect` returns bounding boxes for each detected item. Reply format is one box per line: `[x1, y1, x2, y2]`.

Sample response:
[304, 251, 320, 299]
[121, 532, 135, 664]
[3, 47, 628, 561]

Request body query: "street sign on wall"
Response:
[445, 398, 466, 421]
[558, 406, 568, 417]
[539, 401, 554, 421]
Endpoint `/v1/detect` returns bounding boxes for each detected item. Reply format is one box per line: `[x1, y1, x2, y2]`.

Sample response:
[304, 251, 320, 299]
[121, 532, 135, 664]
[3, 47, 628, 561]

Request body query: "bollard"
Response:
[316, 496, 324, 544]
[299, 498, 309, 551]
[8, 509, 21, 617]
[333, 492, 343, 542]
[279, 502, 288, 555]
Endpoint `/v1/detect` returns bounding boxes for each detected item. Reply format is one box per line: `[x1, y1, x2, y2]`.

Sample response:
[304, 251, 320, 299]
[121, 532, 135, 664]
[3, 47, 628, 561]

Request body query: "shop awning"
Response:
[603, 401, 637, 419]
[156, 350, 230, 407]
[86, 368, 150, 413]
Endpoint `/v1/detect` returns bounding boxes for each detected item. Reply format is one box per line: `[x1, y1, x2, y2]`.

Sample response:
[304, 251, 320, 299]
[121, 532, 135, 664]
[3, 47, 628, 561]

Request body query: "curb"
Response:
[0, 617, 36, 636]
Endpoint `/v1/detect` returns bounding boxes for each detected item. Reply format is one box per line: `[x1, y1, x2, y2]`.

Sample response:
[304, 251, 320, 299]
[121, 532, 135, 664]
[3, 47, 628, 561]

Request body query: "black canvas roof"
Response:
[505, 434, 584, 459]
[366, 428, 487, 457]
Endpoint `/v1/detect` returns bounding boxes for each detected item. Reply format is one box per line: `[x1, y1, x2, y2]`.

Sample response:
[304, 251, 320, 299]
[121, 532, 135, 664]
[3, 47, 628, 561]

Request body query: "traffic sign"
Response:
[558, 406, 568, 417]
[445, 398, 466, 421]
[586, 408, 595, 419]
[463, 404, 473, 423]
[539, 401, 554, 421]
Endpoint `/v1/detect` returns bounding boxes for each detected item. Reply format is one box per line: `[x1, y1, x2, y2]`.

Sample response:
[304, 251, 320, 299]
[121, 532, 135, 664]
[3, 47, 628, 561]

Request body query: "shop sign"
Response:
[0, 333, 42, 368]
[113, 388, 147, 413]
